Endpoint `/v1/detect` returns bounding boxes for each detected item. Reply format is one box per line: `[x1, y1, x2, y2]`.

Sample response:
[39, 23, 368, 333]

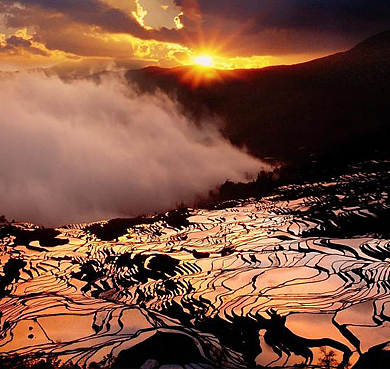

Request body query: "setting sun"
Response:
[193, 55, 215, 67]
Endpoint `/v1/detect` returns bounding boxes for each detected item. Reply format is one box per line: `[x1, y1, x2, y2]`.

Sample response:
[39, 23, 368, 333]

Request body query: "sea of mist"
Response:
[0, 73, 268, 226]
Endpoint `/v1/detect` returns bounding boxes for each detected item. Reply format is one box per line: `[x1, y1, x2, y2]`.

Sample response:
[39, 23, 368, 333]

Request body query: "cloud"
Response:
[0, 0, 187, 64]
[0, 73, 268, 226]
[1, 0, 184, 42]
[173, 0, 390, 55]
[2, 0, 147, 36]
[2, 0, 388, 65]
[176, 0, 390, 33]
[0, 34, 49, 56]
[6, 34, 30, 47]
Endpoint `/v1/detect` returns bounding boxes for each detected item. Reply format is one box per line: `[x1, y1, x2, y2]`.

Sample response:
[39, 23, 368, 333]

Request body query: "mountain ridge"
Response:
[120, 29, 390, 163]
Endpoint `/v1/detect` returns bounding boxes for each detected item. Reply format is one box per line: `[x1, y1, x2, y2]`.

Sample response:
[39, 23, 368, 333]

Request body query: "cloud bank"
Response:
[0, 73, 268, 226]
[2, 0, 389, 70]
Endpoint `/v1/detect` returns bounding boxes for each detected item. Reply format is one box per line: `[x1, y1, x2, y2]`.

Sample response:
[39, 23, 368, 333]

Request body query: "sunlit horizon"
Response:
[193, 55, 215, 67]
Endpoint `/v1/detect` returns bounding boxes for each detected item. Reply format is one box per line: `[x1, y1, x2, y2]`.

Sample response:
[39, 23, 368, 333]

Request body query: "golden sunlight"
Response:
[193, 55, 214, 67]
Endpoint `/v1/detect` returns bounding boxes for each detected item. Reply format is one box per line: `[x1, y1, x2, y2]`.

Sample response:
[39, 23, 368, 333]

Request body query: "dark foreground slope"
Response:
[125, 30, 390, 163]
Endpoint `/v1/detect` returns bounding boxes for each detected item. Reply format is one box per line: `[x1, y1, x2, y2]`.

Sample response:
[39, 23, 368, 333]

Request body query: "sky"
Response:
[0, 0, 389, 72]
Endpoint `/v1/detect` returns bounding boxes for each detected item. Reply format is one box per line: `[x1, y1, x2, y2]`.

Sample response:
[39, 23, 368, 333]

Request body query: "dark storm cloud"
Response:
[176, 0, 390, 33]
[173, 0, 390, 55]
[1, 0, 149, 37]
[0, 35, 49, 56]
[6, 35, 30, 47]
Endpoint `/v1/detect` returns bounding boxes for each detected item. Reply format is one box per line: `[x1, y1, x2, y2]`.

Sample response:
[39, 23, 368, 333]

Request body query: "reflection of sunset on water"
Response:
[2, 162, 390, 367]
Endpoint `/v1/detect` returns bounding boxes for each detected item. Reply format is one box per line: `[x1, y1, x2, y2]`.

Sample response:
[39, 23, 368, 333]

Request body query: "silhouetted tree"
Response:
[318, 347, 338, 368]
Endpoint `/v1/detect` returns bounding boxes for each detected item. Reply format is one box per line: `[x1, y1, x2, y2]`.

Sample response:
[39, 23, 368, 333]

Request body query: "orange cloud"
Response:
[1, 0, 386, 72]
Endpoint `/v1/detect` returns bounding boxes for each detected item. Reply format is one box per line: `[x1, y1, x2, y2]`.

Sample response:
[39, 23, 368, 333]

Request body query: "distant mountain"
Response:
[350, 29, 390, 59]
[124, 30, 390, 164]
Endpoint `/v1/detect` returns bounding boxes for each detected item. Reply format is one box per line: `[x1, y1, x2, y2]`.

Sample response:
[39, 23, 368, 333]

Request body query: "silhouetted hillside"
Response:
[124, 30, 390, 164]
